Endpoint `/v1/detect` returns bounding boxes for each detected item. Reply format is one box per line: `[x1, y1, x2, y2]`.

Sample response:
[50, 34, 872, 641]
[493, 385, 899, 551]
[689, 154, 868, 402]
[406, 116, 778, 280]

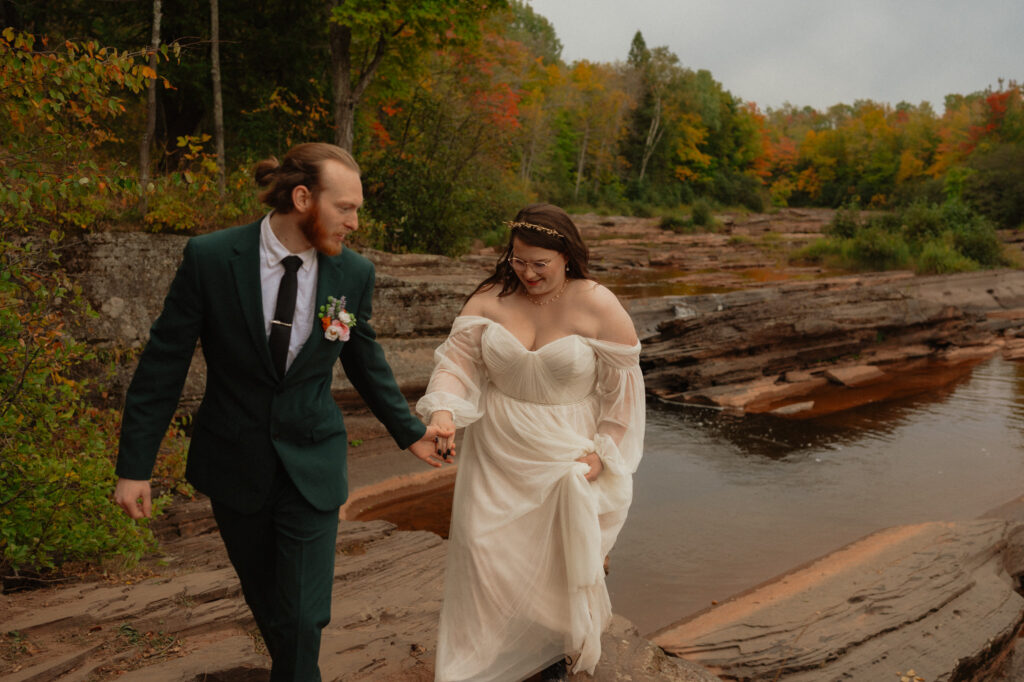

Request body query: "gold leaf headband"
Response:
[505, 220, 564, 240]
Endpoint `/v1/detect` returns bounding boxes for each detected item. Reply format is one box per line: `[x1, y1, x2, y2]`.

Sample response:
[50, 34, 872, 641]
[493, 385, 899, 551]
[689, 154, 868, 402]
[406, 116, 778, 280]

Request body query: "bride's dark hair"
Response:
[468, 203, 591, 301]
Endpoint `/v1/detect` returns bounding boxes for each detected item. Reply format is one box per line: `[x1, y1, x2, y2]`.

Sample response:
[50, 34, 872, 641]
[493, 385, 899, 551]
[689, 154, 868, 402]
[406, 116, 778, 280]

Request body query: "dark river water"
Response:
[608, 355, 1024, 635]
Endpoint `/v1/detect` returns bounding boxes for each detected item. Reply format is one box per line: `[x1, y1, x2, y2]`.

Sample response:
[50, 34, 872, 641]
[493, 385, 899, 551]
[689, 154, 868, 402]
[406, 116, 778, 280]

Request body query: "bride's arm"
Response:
[415, 315, 490, 457]
[584, 286, 645, 477]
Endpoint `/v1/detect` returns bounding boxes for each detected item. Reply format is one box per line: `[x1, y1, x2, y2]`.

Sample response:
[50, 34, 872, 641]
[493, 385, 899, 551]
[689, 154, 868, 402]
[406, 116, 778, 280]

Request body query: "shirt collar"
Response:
[260, 212, 316, 271]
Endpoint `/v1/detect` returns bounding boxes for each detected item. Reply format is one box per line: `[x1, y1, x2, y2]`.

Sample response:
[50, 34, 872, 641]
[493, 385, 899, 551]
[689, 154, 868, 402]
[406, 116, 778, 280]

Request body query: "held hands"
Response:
[114, 478, 153, 519]
[430, 411, 456, 460]
[408, 420, 456, 468]
[576, 451, 604, 482]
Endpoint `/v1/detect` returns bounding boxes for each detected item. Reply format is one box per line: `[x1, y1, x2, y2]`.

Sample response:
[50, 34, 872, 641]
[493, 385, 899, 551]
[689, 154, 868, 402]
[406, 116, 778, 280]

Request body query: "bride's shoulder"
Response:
[574, 280, 637, 346]
[460, 284, 502, 320]
[574, 280, 621, 312]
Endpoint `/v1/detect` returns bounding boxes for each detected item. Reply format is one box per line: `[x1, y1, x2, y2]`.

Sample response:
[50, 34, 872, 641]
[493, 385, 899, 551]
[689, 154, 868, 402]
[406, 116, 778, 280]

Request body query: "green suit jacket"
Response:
[116, 220, 425, 513]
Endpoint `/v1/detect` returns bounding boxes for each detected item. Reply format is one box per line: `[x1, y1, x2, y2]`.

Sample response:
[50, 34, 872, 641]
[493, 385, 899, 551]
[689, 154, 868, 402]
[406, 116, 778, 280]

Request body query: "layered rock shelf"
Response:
[636, 269, 1024, 417]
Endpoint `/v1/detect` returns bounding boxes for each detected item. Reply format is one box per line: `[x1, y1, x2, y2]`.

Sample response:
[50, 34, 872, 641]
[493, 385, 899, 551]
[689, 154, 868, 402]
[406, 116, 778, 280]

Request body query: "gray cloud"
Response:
[526, 0, 1023, 111]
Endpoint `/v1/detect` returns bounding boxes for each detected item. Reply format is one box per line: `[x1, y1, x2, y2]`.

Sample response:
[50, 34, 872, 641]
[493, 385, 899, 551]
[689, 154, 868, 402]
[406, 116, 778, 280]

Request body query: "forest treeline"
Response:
[4, 1, 1023, 254]
[0, 1, 1022, 580]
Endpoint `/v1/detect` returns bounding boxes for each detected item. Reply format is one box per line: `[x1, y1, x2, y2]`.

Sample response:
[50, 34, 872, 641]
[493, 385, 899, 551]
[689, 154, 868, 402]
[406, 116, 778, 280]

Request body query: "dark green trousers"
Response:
[211, 460, 340, 682]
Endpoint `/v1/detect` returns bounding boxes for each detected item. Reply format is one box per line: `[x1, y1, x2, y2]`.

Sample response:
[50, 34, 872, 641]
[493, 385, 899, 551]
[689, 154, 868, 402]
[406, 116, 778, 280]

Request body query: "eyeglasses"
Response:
[508, 256, 552, 272]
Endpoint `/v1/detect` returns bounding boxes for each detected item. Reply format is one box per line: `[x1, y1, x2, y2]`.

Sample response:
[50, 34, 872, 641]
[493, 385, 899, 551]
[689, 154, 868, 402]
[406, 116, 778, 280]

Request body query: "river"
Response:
[609, 354, 1024, 635]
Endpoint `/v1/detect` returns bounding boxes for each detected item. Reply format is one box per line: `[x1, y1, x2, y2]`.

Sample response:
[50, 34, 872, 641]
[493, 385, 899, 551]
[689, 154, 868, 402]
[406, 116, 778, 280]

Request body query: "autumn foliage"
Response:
[0, 31, 163, 582]
[1, 2, 1022, 581]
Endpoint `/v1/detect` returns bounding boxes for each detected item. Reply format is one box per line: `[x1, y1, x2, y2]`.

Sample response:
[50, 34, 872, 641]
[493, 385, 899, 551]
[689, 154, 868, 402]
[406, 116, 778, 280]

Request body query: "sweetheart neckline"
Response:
[485, 320, 582, 353]
[454, 315, 641, 352]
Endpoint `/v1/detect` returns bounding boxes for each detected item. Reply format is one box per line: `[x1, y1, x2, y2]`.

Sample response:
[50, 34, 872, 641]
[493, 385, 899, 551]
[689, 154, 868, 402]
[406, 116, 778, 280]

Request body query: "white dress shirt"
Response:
[259, 213, 318, 373]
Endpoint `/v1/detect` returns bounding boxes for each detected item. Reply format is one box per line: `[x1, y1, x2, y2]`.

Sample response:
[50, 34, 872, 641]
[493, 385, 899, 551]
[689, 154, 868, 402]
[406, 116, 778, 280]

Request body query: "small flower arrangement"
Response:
[319, 295, 356, 342]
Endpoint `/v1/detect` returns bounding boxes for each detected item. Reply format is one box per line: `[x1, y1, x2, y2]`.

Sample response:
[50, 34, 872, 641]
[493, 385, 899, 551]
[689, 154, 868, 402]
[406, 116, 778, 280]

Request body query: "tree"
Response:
[138, 0, 161, 214]
[505, 0, 562, 65]
[355, 21, 524, 254]
[210, 0, 225, 196]
[327, 0, 505, 152]
[634, 46, 678, 181]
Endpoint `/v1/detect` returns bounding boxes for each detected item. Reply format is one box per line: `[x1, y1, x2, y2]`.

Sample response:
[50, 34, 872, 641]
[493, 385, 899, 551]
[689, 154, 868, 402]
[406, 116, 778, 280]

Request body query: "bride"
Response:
[417, 204, 645, 681]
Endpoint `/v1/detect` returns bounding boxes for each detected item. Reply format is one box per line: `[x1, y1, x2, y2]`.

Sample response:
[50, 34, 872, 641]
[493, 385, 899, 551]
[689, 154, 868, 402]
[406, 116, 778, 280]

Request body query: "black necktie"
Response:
[269, 255, 302, 378]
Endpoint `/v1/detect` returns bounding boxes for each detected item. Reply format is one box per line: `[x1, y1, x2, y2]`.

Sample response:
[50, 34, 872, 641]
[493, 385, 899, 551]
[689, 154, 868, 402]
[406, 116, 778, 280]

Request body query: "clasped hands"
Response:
[409, 416, 456, 468]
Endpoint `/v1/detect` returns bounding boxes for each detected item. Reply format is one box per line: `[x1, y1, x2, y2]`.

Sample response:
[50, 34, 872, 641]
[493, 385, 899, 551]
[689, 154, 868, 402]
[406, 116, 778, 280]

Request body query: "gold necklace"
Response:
[525, 280, 568, 306]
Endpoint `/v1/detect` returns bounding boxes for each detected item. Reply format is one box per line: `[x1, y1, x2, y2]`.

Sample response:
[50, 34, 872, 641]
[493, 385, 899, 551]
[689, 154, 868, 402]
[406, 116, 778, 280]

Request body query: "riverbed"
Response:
[610, 354, 1024, 635]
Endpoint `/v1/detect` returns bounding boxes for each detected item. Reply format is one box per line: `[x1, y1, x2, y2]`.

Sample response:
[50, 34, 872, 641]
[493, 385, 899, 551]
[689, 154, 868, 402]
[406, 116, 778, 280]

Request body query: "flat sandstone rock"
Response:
[0, 501, 715, 681]
[653, 519, 1024, 681]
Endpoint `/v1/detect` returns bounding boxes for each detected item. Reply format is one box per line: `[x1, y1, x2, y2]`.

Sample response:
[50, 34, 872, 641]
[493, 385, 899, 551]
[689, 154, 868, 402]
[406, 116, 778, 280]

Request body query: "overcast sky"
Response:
[524, 0, 1023, 113]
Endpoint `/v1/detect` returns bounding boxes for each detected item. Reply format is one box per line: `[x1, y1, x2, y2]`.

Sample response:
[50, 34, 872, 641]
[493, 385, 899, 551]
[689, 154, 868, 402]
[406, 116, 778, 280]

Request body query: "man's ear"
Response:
[291, 184, 312, 213]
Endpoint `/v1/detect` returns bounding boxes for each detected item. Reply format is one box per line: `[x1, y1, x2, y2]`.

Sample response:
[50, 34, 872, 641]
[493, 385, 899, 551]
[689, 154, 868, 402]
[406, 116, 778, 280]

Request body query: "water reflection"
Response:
[608, 355, 1024, 636]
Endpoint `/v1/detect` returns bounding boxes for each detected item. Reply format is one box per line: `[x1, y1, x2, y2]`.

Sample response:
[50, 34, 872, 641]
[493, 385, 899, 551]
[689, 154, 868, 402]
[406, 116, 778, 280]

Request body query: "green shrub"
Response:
[951, 214, 1008, 267]
[825, 203, 861, 239]
[790, 238, 843, 265]
[659, 214, 692, 233]
[630, 202, 655, 219]
[690, 199, 714, 227]
[900, 202, 945, 243]
[0, 240, 162, 581]
[362, 154, 520, 256]
[915, 235, 978, 274]
[478, 224, 510, 249]
[864, 211, 902, 232]
[844, 226, 912, 270]
[963, 144, 1024, 228]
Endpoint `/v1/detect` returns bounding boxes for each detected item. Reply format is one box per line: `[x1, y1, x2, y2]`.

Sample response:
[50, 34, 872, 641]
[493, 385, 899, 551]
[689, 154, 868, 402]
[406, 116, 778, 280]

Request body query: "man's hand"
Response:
[115, 478, 153, 519]
[576, 451, 604, 482]
[408, 422, 455, 468]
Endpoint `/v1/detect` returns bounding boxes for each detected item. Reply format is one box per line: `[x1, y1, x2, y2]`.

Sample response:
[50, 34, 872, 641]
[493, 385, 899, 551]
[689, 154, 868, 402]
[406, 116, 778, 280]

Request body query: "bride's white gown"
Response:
[416, 315, 645, 682]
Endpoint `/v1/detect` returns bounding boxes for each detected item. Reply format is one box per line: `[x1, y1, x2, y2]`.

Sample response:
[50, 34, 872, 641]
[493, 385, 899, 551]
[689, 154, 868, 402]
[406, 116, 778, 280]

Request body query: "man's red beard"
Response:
[298, 199, 342, 256]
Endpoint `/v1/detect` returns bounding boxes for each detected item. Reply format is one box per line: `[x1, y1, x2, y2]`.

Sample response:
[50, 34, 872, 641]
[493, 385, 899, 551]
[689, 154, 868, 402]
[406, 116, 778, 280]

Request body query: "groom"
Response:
[114, 142, 451, 681]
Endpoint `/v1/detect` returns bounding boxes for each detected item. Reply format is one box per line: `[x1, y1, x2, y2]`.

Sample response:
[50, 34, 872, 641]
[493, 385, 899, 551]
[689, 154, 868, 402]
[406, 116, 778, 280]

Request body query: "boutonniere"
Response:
[319, 295, 356, 342]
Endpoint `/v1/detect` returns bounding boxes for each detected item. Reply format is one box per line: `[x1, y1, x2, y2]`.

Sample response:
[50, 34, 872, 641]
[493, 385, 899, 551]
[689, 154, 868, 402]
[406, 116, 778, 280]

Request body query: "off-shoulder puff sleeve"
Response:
[588, 339, 645, 477]
[416, 316, 489, 428]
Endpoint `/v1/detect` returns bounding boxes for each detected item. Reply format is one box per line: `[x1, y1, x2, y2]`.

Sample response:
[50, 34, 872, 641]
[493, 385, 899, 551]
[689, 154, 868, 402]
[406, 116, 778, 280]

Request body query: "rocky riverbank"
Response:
[0, 408, 716, 682]
[6, 209, 1024, 679]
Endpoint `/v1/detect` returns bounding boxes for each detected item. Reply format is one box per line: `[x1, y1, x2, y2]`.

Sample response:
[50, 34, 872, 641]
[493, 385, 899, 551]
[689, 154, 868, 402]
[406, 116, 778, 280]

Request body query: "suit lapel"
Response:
[287, 250, 347, 376]
[229, 222, 277, 379]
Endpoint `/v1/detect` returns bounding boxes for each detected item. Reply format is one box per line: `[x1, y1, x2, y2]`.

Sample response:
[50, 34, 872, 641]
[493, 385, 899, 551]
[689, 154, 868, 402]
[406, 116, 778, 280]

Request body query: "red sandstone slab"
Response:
[987, 308, 1024, 320]
[823, 364, 888, 387]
